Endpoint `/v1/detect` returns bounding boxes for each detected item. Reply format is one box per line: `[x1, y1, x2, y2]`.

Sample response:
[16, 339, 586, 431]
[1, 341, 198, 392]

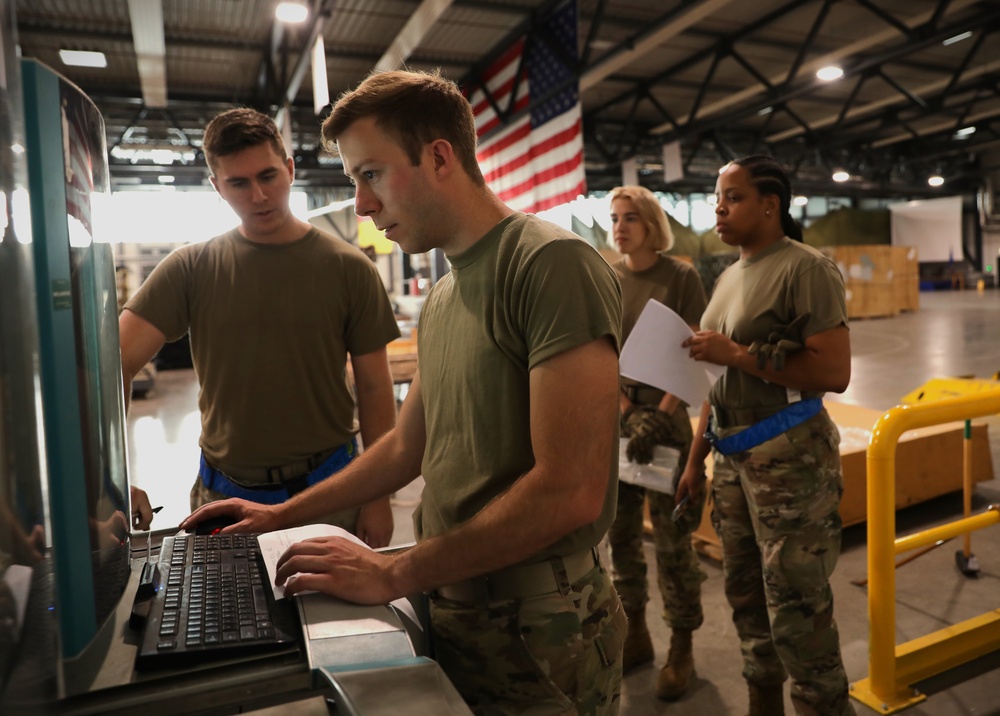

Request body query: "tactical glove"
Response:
[624, 406, 686, 464]
[748, 313, 810, 370]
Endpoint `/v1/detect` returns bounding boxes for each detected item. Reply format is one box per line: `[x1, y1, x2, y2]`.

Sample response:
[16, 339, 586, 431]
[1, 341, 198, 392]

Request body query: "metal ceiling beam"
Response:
[375, 0, 456, 71]
[649, 0, 983, 133]
[126, 0, 167, 107]
[579, 0, 740, 92]
[683, 11, 1000, 146]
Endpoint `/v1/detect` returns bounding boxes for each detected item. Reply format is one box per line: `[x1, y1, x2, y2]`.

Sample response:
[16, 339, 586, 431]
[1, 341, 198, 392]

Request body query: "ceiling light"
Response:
[11, 143, 24, 155]
[942, 31, 972, 46]
[816, 66, 844, 82]
[757, 106, 773, 116]
[792, 195, 808, 207]
[955, 126, 976, 137]
[275, 2, 308, 23]
[927, 175, 944, 187]
[157, 174, 175, 184]
[59, 50, 108, 69]
[832, 170, 850, 182]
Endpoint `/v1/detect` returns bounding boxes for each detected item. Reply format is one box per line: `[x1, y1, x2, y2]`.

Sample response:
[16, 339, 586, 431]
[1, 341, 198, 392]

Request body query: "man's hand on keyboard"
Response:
[275, 536, 400, 605]
[179, 498, 281, 535]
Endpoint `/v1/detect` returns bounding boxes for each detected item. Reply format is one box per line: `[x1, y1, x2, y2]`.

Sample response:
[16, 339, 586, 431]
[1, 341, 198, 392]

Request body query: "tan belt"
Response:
[432, 549, 600, 607]
[711, 404, 788, 429]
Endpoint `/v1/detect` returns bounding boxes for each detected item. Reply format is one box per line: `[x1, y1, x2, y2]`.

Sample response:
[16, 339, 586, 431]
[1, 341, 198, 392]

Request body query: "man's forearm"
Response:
[389, 461, 607, 597]
[276, 426, 419, 528]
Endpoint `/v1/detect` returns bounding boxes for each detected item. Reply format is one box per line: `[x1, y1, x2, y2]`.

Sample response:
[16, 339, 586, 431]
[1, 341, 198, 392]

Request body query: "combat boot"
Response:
[655, 628, 694, 700]
[746, 682, 785, 716]
[621, 610, 654, 673]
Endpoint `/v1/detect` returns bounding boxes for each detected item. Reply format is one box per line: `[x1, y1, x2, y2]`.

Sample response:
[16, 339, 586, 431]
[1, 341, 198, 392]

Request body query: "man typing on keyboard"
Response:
[182, 69, 626, 715]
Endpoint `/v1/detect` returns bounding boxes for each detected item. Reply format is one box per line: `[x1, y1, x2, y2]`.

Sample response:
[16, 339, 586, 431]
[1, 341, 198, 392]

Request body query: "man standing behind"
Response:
[183, 70, 626, 714]
[120, 108, 399, 546]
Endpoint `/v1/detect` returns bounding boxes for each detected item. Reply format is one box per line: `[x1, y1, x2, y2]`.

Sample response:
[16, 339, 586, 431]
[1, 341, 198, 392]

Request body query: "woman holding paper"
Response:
[677, 156, 854, 716]
[606, 185, 708, 701]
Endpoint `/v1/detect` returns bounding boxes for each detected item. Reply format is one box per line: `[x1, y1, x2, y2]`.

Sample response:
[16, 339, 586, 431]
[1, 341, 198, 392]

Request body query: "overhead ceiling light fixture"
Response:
[59, 49, 108, 68]
[816, 66, 844, 82]
[757, 106, 773, 116]
[792, 195, 808, 206]
[955, 126, 976, 137]
[157, 174, 175, 184]
[942, 31, 973, 46]
[832, 169, 850, 182]
[275, 2, 308, 23]
[927, 175, 944, 187]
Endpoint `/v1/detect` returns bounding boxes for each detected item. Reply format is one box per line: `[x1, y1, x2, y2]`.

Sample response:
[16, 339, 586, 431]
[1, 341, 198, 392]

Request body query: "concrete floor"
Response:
[127, 289, 1000, 715]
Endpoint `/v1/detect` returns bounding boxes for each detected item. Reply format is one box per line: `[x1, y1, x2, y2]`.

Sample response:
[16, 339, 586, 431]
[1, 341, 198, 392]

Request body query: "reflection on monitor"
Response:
[0, 56, 132, 707]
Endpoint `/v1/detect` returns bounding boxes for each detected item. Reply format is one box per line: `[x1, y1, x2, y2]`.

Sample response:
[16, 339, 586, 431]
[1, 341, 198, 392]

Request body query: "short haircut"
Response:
[608, 185, 674, 252]
[322, 70, 485, 186]
[202, 108, 288, 174]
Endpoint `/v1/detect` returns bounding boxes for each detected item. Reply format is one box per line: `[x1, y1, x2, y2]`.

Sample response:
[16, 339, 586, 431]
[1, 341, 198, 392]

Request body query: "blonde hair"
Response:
[608, 185, 674, 252]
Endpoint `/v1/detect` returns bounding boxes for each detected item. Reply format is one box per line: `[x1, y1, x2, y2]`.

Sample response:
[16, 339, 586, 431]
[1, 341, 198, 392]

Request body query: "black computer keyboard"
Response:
[136, 532, 300, 669]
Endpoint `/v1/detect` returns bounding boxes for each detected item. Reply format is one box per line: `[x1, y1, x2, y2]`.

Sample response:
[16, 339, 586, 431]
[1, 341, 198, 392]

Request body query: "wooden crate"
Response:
[845, 281, 896, 319]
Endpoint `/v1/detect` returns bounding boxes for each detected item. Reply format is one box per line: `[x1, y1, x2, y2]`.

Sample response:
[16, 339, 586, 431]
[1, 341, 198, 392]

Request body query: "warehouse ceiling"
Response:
[14, 0, 1000, 199]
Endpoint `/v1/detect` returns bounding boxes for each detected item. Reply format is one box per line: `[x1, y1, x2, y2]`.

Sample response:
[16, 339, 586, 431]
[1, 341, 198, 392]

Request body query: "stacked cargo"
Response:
[821, 245, 919, 319]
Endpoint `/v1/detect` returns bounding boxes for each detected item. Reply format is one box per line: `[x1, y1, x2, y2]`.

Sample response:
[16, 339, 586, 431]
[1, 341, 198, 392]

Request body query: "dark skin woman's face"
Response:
[713, 164, 781, 257]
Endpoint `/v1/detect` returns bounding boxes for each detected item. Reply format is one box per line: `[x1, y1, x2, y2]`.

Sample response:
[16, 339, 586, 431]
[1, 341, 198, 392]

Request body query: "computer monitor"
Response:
[0, 32, 133, 709]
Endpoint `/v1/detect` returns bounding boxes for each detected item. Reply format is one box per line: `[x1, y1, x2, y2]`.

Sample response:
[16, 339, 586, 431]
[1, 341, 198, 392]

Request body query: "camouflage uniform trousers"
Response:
[608, 407, 706, 629]
[710, 408, 855, 716]
[189, 474, 360, 533]
[429, 558, 626, 715]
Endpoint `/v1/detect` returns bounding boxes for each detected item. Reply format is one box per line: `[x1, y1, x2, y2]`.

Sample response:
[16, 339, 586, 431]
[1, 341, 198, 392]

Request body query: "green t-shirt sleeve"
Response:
[124, 245, 194, 342]
[519, 238, 622, 370]
[795, 257, 848, 338]
[341, 253, 401, 355]
[676, 262, 708, 327]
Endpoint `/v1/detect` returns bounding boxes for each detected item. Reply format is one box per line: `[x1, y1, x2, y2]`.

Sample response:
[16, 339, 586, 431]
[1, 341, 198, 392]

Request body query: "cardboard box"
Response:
[688, 401, 994, 560]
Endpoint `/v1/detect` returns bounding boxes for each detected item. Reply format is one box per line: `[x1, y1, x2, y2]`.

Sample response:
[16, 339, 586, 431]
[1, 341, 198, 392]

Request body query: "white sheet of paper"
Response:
[257, 523, 368, 600]
[619, 299, 725, 408]
[256, 524, 421, 627]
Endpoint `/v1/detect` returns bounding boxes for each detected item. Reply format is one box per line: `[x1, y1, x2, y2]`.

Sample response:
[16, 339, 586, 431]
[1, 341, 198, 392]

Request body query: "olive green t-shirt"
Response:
[613, 255, 707, 397]
[414, 213, 622, 561]
[125, 228, 399, 476]
[701, 237, 848, 409]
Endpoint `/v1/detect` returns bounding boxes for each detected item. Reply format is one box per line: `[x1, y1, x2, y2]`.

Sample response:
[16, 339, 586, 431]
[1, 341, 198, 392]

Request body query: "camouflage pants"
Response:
[429, 561, 626, 715]
[609, 406, 705, 628]
[608, 482, 706, 629]
[710, 409, 855, 716]
[190, 477, 361, 533]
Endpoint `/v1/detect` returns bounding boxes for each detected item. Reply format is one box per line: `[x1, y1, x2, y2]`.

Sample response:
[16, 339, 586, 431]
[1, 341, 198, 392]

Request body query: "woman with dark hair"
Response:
[606, 186, 708, 701]
[676, 156, 855, 716]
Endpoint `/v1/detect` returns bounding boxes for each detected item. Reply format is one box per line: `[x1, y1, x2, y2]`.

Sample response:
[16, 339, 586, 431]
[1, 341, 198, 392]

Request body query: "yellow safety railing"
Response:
[851, 391, 1000, 713]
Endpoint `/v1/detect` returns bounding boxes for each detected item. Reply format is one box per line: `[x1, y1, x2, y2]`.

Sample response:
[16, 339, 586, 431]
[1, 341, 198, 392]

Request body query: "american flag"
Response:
[467, 0, 585, 214]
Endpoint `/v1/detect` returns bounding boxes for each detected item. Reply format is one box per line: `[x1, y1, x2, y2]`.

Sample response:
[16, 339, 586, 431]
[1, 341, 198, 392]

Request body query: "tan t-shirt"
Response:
[414, 213, 622, 561]
[125, 228, 400, 476]
[701, 237, 847, 409]
[613, 254, 707, 398]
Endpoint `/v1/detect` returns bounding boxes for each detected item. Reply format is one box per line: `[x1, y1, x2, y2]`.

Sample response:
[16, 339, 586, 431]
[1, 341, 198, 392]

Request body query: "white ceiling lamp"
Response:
[942, 31, 972, 46]
[792, 195, 809, 206]
[832, 169, 850, 182]
[955, 126, 976, 137]
[276, 2, 309, 23]
[816, 66, 844, 81]
[59, 50, 108, 68]
[157, 174, 175, 184]
[927, 175, 944, 187]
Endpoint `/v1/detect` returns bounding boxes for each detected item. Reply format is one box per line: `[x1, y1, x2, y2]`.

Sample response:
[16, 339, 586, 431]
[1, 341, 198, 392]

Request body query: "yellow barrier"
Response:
[851, 392, 1000, 713]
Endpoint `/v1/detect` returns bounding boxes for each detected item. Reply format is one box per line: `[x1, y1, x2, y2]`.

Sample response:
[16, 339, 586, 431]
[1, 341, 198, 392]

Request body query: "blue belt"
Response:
[198, 439, 357, 504]
[706, 399, 823, 456]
